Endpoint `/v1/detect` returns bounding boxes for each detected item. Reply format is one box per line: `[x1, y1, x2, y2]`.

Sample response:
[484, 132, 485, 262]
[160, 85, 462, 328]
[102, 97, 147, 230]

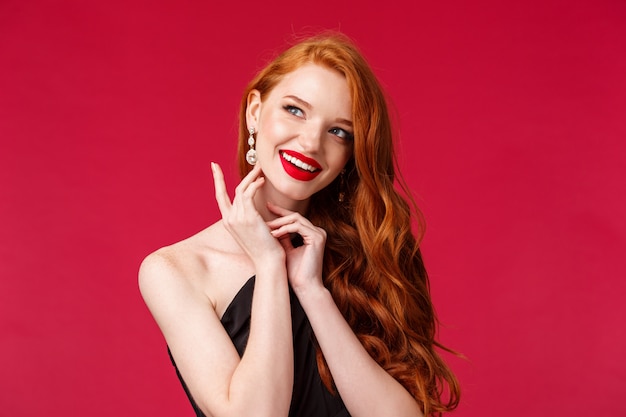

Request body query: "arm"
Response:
[266, 203, 423, 417]
[139, 252, 293, 417]
[296, 285, 423, 417]
[139, 164, 294, 417]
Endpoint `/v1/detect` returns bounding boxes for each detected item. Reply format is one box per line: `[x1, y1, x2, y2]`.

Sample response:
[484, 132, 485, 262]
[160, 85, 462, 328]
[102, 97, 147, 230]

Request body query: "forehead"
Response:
[267, 64, 352, 112]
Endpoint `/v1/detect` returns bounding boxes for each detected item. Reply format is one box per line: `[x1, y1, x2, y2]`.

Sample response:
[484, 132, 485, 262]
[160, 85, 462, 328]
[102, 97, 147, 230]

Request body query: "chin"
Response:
[267, 170, 329, 202]
[272, 182, 317, 202]
[281, 189, 316, 202]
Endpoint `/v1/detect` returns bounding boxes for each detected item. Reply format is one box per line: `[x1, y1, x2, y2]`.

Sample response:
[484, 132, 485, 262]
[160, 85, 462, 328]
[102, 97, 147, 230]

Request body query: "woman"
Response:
[139, 33, 460, 417]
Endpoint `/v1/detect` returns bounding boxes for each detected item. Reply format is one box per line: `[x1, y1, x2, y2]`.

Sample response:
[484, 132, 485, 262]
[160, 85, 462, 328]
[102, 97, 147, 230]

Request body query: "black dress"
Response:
[169, 276, 350, 417]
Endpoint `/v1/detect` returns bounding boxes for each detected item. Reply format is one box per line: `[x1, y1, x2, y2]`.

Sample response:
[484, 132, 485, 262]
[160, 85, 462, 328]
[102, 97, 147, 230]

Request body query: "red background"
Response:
[1, 1, 625, 416]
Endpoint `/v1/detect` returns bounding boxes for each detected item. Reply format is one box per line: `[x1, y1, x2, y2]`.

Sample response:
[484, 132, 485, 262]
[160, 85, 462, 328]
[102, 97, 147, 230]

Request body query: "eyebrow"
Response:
[284, 95, 353, 127]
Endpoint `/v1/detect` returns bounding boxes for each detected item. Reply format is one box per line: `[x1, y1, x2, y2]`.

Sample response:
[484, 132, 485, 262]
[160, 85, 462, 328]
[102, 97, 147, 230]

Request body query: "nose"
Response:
[298, 125, 323, 153]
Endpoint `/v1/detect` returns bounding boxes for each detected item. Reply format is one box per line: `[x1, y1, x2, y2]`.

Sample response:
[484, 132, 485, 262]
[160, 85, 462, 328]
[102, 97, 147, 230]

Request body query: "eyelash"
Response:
[284, 105, 303, 117]
[283, 105, 354, 142]
[329, 127, 354, 141]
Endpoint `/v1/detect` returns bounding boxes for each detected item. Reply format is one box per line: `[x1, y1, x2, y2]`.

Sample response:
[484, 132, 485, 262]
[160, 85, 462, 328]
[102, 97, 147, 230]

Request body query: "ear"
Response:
[246, 89, 262, 129]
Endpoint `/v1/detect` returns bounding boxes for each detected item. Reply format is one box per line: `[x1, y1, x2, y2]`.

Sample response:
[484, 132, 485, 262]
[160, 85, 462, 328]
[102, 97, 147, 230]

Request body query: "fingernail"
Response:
[210, 162, 215, 171]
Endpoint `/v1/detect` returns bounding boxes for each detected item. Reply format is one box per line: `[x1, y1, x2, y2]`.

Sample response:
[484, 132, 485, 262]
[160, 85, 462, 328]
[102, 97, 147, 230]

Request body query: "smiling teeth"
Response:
[281, 152, 318, 172]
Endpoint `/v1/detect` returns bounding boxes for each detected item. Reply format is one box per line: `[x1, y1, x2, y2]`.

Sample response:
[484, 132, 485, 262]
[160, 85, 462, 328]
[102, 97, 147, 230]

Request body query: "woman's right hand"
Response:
[211, 162, 285, 266]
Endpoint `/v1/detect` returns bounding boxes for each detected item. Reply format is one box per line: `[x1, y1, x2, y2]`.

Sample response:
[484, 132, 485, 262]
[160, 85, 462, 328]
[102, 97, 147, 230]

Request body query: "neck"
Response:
[253, 182, 310, 221]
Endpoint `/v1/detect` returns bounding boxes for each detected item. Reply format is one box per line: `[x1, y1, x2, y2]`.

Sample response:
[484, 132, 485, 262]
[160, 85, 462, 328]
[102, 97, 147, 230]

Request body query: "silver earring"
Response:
[246, 127, 257, 165]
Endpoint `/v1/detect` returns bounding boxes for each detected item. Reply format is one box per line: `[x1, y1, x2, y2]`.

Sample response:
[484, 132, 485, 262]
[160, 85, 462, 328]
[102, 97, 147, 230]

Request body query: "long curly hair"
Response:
[237, 33, 460, 416]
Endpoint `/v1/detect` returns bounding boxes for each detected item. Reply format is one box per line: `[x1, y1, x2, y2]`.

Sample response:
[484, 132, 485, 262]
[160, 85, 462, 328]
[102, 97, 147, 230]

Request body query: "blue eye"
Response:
[284, 105, 304, 117]
[329, 127, 354, 141]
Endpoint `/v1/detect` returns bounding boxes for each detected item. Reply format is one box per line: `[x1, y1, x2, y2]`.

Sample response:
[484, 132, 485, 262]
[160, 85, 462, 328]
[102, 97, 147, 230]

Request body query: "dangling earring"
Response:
[246, 127, 257, 165]
[338, 169, 346, 203]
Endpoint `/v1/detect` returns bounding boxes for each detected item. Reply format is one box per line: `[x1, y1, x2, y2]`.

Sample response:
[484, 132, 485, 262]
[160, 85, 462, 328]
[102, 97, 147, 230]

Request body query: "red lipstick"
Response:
[280, 150, 322, 181]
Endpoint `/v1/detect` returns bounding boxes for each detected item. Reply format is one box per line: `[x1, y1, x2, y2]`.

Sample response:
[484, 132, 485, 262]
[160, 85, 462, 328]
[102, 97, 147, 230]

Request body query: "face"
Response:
[247, 63, 354, 202]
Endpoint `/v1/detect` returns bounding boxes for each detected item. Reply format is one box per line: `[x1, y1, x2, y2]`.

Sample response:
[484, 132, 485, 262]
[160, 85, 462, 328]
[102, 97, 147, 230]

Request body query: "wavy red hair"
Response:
[237, 33, 460, 416]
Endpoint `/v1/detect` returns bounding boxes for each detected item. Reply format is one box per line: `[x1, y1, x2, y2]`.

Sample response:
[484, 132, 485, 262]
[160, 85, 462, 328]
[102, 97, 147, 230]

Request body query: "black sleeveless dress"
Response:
[169, 276, 350, 417]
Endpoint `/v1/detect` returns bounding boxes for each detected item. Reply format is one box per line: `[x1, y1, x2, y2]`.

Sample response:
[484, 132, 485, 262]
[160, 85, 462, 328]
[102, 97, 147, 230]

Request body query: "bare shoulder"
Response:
[138, 243, 202, 329]
[138, 221, 254, 319]
[139, 223, 221, 306]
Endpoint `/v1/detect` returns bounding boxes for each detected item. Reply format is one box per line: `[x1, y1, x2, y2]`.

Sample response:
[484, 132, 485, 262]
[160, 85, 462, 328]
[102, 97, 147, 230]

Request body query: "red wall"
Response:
[1, 1, 625, 415]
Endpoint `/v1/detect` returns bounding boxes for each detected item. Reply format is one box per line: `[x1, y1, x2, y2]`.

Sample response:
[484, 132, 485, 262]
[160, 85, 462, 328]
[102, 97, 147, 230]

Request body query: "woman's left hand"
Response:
[265, 202, 326, 293]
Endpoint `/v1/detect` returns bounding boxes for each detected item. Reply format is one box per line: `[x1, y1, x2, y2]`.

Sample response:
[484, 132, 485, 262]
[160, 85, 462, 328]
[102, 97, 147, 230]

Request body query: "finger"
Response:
[266, 210, 313, 231]
[211, 162, 232, 215]
[266, 202, 302, 228]
[231, 176, 265, 219]
[234, 163, 263, 196]
[266, 201, 294, 217]
[242, 175, 265, 199]
[266, 215, 295, 231]
[233, 176, 266, 220]
[269, 225, 291, 239]
[275, 233, 294, 250]
[270, 222, 324, 244]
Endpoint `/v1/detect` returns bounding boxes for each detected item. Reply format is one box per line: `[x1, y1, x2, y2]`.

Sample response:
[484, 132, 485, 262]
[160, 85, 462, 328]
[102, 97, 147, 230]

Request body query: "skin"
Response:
[246, 63, 355, 216]
[139, 64, 423, 417]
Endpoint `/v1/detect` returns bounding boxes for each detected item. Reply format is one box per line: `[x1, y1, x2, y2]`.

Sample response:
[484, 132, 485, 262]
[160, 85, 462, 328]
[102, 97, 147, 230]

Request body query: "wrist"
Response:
[252, 253, 287, 278]
[253, 248, 285, 265]
[293, 282, 330, 309]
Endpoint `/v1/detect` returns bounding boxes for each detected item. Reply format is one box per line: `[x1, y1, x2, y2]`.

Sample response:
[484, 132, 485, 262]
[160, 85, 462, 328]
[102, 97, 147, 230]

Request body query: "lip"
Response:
[280, 150, 322, 182]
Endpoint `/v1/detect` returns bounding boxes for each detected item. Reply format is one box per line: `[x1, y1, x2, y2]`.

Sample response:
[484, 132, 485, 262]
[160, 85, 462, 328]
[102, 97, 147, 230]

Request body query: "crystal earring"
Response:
[246, 127, 257, 165]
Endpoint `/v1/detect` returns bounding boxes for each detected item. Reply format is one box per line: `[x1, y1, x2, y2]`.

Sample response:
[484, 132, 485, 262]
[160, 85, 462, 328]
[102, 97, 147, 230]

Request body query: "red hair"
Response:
[238, 33, 460, 416]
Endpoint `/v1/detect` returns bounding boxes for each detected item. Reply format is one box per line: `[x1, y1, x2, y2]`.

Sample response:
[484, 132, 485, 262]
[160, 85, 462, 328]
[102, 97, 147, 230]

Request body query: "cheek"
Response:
[331, 146, 353, 169]
[258, 115, 290, 149]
